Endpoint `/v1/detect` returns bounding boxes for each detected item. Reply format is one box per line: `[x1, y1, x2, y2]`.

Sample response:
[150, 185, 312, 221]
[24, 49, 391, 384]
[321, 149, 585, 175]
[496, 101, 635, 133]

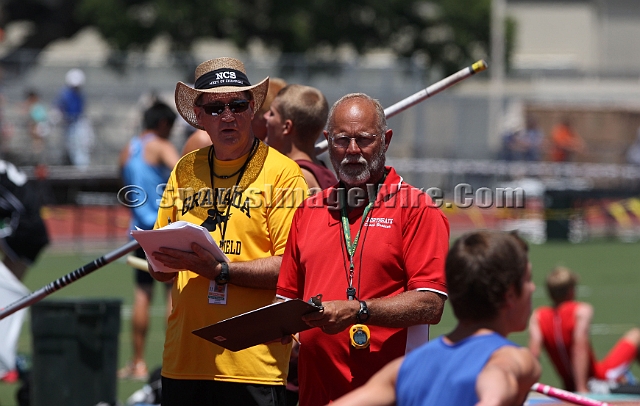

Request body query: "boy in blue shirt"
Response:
[333, 231, 541, 406]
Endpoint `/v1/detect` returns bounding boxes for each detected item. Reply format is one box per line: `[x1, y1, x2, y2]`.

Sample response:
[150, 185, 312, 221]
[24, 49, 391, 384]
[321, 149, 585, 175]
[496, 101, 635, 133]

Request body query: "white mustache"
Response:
[341, 155, 367, 165]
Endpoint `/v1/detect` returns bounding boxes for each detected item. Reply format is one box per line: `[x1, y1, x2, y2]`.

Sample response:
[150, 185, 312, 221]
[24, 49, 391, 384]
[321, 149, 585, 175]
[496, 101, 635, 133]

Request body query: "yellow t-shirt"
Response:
[156, 141, 308, 384]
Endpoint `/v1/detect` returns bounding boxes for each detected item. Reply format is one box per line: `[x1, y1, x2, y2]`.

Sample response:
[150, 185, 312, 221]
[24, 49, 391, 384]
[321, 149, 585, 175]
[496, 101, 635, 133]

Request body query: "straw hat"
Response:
[175, 57, 269, 130]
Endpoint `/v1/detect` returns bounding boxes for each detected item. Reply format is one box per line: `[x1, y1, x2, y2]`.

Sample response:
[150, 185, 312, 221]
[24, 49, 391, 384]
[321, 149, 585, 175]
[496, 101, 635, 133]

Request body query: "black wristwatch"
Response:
[356, 300, 370, 323]
[215, 261, 230, 285]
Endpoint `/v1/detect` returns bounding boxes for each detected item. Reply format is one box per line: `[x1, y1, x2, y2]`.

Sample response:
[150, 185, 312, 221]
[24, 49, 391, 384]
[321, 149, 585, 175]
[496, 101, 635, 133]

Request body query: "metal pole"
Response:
[0, 240, 140, 320]
[314, 60, 488, 155]
[488, 0, 506, 151]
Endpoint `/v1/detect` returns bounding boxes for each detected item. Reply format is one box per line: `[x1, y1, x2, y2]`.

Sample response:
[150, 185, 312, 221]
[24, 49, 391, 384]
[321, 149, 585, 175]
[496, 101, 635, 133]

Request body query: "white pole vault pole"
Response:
[314, 60, 488, 155]
[531, 383, 611, 406]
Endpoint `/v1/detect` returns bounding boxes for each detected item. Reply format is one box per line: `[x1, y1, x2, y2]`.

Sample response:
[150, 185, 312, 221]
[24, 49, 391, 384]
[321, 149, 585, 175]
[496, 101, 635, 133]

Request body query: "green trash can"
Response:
[544, 190, 573, 241]
[30, 299, 121, 406]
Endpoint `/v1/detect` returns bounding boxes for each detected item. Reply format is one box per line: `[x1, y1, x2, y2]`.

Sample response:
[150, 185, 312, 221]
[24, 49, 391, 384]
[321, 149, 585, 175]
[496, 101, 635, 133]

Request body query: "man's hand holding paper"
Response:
[131, 221, 229, 276]
[153, 242, 225, 281]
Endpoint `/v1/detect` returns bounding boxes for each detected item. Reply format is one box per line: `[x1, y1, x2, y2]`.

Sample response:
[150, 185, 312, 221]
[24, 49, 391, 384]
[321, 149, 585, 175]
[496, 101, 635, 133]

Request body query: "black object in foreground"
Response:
[192, 299, 322, 352]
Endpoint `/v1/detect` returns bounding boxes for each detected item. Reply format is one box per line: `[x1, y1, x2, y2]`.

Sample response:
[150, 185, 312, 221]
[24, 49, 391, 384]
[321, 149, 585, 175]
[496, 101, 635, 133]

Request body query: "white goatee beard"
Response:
[332, 146, 386, 187]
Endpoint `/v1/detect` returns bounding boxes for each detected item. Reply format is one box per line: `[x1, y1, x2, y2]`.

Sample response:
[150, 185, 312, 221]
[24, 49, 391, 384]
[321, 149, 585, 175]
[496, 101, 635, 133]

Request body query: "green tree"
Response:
[0, 0, 84, 71]
[2, 0, 512, 75]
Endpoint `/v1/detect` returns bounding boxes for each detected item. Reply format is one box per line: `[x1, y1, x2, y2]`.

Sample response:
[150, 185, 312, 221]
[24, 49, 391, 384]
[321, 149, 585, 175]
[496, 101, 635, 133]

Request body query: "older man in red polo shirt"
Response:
[277, 93, 450, 406]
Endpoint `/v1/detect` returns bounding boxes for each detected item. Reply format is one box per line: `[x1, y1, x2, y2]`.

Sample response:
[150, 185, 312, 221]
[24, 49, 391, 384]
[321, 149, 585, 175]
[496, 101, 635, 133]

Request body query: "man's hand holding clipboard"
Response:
[192, 297, 324, 352]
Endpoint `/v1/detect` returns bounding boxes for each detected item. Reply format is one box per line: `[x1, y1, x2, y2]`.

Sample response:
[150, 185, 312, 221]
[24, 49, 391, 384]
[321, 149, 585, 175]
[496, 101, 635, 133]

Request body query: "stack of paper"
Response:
[131, 221, 228, 273]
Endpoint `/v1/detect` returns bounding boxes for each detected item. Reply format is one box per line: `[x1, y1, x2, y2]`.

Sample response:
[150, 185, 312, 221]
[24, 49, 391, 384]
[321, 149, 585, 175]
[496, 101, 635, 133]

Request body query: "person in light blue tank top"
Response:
[118, 100, 180, 381]
[123, 133, 173, 230]
[332, 231, 541, 406]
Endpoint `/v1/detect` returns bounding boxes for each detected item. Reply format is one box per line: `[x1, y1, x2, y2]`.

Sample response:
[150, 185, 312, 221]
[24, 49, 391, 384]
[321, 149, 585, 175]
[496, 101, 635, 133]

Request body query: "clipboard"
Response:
[192, 299, 322, 351]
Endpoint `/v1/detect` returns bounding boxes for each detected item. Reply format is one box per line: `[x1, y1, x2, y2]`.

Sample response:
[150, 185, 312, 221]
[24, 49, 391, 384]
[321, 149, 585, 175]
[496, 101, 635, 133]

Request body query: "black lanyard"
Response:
[207, 138, 257, 244]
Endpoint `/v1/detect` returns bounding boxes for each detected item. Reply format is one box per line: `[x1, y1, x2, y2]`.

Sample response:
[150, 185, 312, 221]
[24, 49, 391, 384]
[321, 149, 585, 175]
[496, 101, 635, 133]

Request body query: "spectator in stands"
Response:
[550, 118, 585, 162]
[24, 90, 50, 160]
[118, 100, 179, 381]
[523, 115, 544, 161]
[500, 128, 526, 161]
[500, 115, 544, 162]
[56, 68, 94, 167]
[625, 127, 640, 165]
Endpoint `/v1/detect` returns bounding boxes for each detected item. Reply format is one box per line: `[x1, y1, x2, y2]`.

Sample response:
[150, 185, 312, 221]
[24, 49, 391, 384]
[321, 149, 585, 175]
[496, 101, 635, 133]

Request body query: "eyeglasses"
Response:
[198, 100, 250, 116]
[332, 135, 378, 149]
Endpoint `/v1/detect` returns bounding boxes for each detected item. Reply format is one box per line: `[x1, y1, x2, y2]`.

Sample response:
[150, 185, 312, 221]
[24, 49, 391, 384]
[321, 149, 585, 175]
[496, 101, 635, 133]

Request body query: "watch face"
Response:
[358, 302, 369, 322]
[216, 262, 229, 284]
[216, 273, 229, 284]
[353, 329, 368, 346]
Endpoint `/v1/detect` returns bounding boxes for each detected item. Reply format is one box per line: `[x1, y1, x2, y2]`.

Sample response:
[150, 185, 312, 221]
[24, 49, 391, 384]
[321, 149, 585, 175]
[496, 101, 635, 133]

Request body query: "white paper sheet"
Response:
[131, 221, 228, 273]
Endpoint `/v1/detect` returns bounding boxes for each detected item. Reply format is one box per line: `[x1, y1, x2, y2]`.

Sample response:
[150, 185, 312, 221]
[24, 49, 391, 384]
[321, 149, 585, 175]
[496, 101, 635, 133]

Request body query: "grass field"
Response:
[1, 239, 639, 405]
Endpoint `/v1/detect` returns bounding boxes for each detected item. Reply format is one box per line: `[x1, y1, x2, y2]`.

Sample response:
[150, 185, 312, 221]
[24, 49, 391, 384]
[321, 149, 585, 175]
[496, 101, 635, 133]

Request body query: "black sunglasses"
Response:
[199, 99, 250, 116]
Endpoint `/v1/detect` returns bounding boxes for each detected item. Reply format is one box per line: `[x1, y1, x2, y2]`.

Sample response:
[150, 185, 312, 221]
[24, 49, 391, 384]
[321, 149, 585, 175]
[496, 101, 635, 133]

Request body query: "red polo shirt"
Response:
[277, 166, 449, 406]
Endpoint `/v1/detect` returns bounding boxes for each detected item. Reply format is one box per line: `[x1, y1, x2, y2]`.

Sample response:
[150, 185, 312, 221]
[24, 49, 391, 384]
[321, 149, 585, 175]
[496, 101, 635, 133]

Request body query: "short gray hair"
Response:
[326, 93, 387, 136]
